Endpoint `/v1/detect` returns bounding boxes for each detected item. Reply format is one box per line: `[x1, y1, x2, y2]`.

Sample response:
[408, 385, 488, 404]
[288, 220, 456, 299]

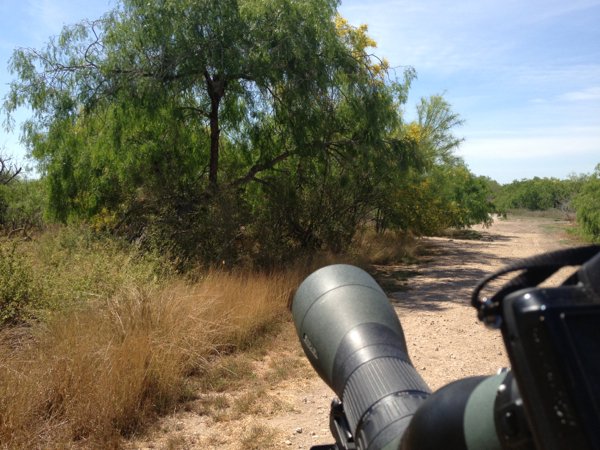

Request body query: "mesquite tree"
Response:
[3, 0, 492, 263]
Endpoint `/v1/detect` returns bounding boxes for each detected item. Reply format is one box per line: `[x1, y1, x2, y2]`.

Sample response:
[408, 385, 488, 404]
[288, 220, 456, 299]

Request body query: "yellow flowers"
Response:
[335, 14, 376, 52]
[91, 207, 118, 232]
[405, 122, 424, 143]
[334, 14, 389, 82]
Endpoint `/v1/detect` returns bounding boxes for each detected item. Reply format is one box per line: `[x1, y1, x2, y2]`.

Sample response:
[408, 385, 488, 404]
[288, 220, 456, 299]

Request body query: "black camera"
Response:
[292, 245, 600, 450]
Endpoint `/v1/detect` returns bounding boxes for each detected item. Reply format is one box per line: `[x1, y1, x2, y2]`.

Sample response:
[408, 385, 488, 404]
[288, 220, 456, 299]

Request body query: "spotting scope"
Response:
[292, 245, 600, 450]
[292, 264, 430, 449]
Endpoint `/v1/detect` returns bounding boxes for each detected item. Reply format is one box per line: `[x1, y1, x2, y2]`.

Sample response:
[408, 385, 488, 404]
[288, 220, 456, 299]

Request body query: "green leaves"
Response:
[574, 169, 600, 242]
[2, 0, 499, 265]
[0, 241, 38, 325]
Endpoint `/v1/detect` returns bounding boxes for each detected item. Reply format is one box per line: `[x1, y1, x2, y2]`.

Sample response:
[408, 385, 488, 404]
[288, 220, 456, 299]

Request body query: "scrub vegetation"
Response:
[0, 0, 597, 447]
[490, 166, 600, 242]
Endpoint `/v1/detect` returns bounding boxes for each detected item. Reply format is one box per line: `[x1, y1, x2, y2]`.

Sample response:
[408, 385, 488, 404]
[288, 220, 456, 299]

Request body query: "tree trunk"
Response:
[209, 94, 221, 189]
[205, 72, 225, 189]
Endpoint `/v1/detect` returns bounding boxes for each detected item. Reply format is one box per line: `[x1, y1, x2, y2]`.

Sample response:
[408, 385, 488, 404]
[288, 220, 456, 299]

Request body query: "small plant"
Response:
[239, 424, 279, 449]
[0, 241, 39, 325]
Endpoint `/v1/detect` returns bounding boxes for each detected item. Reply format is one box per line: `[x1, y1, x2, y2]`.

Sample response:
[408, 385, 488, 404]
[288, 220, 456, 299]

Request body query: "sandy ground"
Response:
[125, 215, 579, 449]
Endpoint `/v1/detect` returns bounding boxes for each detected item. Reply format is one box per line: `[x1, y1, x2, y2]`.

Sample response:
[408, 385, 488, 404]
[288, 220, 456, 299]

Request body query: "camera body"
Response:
[502, 285, 600, 449]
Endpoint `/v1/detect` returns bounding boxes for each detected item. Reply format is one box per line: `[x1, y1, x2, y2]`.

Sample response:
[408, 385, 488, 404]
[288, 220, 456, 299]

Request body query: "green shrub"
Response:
[31, 226, 174, 310]
[0, 179, 47, 233]
[0, 241, 39, 325]
[574, 172, 600, 242]
[0, 225, 174, 326]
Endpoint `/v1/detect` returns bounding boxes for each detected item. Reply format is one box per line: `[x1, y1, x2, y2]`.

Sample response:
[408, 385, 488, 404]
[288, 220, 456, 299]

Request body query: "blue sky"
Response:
[1, 0, 599, 183]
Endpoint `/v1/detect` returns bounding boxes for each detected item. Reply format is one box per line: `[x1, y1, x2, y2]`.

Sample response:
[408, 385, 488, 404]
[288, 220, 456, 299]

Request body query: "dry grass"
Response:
[0, 223, 418, 449]
[350, 228, 419, 265]
[0, 268, 303, 449]
[239, 424, 279, 449]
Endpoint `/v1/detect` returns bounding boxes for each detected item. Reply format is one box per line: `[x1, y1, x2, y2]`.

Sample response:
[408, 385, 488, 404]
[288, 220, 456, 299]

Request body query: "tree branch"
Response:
[0, 156, 22, 185]
[231, 151, 292, 187]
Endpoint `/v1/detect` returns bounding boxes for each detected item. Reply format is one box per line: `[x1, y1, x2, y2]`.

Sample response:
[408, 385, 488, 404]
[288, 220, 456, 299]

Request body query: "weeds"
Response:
[0, 264, 301, 448]
[0, 240, 39, 325]
[239, 424, 279, 449]
[0, 223, 416, 448]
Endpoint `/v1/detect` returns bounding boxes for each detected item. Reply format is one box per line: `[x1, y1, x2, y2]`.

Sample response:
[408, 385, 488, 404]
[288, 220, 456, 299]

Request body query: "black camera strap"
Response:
[471, 244, 600, 327]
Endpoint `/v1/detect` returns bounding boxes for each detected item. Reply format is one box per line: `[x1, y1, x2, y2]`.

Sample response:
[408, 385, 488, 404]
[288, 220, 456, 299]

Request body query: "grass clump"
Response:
[239, 424, 279, 449]
[350, 229, 418, 266]
[0, 228, 304, 449]
[0, 240, 40, 325]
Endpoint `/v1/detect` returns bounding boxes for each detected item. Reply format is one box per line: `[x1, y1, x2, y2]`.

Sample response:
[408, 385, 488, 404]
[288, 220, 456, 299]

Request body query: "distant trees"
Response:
[574, 164, 600, 242]
[493, 176, 582, 213]
[4, 0, 495, 265]
[490, 167, 600, 242]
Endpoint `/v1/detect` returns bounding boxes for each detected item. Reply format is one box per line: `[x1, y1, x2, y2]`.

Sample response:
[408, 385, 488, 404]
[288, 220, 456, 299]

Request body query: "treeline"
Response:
[491, 167, 600, 241]
[2, 0, 494, 268]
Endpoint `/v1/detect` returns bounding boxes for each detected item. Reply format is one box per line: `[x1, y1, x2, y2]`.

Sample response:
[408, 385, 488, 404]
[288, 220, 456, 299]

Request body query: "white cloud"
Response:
[523, 80, 600, 112]
[558, 87, 600, 102]
[22, 0, 113, 45]
[341, 0, 600, 80]
[340, 1, 525, 70]
[25, 0, 70, 34]
[460, 127, 600, 159]
[458, 125, 600, 182]
[530, 0, 600, 23]
[515, 65, 600, 88]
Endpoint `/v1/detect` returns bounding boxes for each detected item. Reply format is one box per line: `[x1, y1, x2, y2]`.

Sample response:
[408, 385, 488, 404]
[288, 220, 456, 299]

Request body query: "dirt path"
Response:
[125, 216, 578, 449]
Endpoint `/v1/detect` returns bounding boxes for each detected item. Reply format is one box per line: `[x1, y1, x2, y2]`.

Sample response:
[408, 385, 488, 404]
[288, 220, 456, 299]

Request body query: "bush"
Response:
[31, 226, 174, 310]
[0, 224, 174, 327]
[574, 172, 600, 242]
[0, 241, 39, 325]
[0, 179, 47, 234]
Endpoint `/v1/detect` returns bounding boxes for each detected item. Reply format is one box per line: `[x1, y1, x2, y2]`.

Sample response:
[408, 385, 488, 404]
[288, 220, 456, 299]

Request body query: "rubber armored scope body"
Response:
[292, 265, 518, 450]
[292, 264, 436, 449]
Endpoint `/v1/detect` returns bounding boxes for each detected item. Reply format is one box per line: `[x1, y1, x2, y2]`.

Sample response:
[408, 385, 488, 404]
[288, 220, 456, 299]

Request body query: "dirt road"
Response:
[126, 215, 578, 449]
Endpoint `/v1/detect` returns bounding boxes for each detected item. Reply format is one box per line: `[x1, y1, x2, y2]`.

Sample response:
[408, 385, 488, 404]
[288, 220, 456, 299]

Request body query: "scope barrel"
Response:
[292, 264, 431, 449]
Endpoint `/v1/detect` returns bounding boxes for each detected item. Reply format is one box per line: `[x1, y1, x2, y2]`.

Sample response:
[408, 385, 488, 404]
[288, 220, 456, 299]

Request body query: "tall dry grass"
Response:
[350, 229, 419, 265]
[0, 269, 303, 449]
[0, 223, 418, 448]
